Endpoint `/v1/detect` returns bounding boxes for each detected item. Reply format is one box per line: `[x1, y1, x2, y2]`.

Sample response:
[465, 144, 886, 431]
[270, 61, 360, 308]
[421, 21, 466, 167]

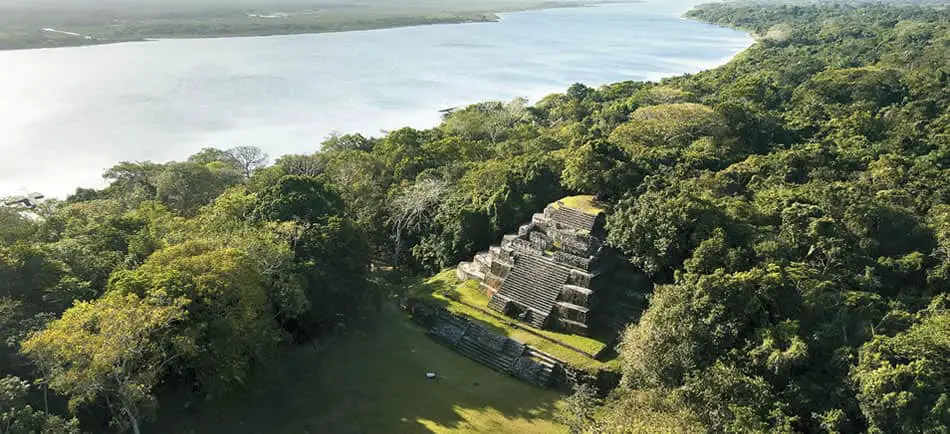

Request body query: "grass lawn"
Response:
[409, 270, 617, 371]
[549, 195, 605, 216]
[151, 305, 566, 434]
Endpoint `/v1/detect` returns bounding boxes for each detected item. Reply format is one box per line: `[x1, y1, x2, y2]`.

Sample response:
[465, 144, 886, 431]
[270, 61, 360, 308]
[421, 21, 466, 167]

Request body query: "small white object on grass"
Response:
[426, 372, 437, 379]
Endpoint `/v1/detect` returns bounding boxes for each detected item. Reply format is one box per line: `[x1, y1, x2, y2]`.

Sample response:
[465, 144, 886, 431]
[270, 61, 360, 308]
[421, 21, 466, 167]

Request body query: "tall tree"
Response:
[107, 242, 278, 394]
[852, 308, 950, 433]
[0, 376, 80, 434]
[21, 293, 188, 434]
[390, 178, 449, 268]
[227, 146, 269, 179]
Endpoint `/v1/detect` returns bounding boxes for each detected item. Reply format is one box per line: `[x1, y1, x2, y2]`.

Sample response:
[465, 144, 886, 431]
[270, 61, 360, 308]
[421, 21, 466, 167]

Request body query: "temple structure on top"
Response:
[457, 196, 620, 335]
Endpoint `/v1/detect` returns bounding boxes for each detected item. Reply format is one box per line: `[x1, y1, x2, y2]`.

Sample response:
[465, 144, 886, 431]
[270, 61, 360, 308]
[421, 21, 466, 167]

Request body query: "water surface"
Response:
[0, 2, 752, 196]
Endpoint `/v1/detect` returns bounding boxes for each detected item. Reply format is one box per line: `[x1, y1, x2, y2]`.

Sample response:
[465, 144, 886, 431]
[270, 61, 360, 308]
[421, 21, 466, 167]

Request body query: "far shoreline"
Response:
[0, 0, 646, 52]
[0, 1, 754, 199]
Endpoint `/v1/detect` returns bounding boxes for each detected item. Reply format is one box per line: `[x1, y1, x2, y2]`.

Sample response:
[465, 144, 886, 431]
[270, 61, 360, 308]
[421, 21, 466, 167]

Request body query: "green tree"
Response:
[187, 147, 237, 167]
[554, 383, 600, 434]
[442, 98, 528, 144]
[253, 175, 343, 226]
[607, 189, 729, 278]
[21, 292, 187, 434]
[561, 139, 644, 201]
[108, 242, 278, 393]
[593, 388, 705, 433]
[101, 162, 165, 206]
[155, 162, 241, 216]
[37, 200, 143, 291]
[852, 308, 950, 433]
[610, 103, 728, 149]
[291, 216, 373, 336]
[0, 209, 34, 246]
[0, 375, 80, 434]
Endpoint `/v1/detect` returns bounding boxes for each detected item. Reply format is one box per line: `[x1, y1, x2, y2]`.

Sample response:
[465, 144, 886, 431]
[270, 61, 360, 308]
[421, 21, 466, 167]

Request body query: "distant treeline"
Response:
[0, 0, 597, 50]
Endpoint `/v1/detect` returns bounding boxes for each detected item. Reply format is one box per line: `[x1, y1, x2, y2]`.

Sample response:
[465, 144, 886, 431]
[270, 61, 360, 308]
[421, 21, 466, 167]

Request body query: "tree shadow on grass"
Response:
[151, 305, 565, 433]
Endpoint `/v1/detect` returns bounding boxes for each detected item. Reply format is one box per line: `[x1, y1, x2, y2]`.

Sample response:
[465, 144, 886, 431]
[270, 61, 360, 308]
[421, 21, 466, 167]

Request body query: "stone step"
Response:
[487, 294, 509, 312]
[555, 301, 590, 314]
[457, 262, 485, 281]
[561, 284, 593, 295]
[504, 341, 527, 358]
[496, 276, 551, 310]
[474, 252, 491, 267]
[455, 329, 518, 373]
[549, 206, 599, 232]
[456, 341, 512, 373]
[556, 317, 590, 333]
[494, 254, 572, 322]
[502, 276, 558, 312]
[527, 312, 547, 329]
[511, 355, 558, 387]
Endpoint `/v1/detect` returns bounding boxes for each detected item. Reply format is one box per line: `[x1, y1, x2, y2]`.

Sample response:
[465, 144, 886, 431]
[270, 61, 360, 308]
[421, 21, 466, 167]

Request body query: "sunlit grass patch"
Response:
[412, 269, 617, 370]
[550, 195, 605, 215]
[152, 305, 565, 433]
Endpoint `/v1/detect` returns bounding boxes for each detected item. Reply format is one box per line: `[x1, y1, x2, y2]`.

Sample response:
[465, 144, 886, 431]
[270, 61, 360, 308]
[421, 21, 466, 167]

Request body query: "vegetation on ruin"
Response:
[1, 1, 949, 432]
[549, 195, 606, 216]
[407, 269, 614, 370]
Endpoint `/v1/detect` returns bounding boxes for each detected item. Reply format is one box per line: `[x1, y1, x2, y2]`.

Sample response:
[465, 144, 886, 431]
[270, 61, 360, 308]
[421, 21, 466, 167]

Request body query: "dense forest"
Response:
[2, 1, 949, 433]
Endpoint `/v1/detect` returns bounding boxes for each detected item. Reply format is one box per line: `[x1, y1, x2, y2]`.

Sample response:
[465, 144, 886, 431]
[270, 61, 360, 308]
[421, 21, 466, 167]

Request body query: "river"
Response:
[0, 1, 752, 197]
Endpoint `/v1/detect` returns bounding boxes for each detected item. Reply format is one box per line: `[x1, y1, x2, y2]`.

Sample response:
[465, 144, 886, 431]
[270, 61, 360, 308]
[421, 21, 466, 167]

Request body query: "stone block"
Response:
[518, 223, 536, 237]
[554, 251, 591, 270]
[509, 239, 543, 257]
[431, 317, 467, 345]
[530, 232, 554, 251]
[511, 357, 545, 385]
[489, 261, 512, 279]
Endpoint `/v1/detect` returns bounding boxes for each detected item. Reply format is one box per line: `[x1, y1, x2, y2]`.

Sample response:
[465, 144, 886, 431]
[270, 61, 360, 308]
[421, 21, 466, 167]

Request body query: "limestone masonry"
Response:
[457, 196, 611, 335]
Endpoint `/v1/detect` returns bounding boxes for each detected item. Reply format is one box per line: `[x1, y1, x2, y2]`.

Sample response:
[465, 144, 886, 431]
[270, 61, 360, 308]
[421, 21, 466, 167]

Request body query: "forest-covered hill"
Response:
[1, 1, 948, 433]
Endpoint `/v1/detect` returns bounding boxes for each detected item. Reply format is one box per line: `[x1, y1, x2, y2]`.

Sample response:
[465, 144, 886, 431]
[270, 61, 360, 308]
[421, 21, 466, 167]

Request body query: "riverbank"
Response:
[0, 1, 752, 198]
[0, 0, 639, 51]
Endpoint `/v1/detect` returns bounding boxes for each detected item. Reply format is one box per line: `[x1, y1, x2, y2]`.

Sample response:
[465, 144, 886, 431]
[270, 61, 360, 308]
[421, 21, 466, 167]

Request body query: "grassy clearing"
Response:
[410, 270, 616, 371]
[152, 305, 565, 433]
[550, 195, 605, 216]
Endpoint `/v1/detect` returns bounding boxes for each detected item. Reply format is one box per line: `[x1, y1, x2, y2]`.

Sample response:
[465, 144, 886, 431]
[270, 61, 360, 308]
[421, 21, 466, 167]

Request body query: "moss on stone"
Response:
[550, 195, 605, 216]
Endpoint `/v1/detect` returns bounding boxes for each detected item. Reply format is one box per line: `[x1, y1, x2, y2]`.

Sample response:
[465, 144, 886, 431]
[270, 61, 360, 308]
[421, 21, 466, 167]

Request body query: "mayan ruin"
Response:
[457, 196, 622, 336]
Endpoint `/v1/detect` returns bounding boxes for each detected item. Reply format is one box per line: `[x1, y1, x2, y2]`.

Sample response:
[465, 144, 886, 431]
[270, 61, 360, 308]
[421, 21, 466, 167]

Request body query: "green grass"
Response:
[550, 195, 605, 216]
[410, 270, 616, 371]
[152, 305, 566, 433]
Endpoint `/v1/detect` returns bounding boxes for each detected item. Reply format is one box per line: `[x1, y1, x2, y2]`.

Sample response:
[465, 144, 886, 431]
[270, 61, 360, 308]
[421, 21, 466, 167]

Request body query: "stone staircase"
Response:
[490, 255, 572, 328]
[457, 196, 611, 334]
[529, 350, 562, 387]
[429, 312, 470, 345]
[549, 206, 599, 233]
[486, 293, 509, 312]
[425, 308, 569, 387]
[454, 324, 524, 374]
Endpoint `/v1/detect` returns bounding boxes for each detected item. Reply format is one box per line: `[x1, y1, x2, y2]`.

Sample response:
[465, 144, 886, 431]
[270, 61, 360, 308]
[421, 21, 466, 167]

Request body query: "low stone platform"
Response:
[408, 302, 564, 388]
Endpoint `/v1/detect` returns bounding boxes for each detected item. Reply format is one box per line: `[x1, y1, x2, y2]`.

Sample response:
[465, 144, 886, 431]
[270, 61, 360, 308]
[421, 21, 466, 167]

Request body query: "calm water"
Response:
[0, 2, 752, 196]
